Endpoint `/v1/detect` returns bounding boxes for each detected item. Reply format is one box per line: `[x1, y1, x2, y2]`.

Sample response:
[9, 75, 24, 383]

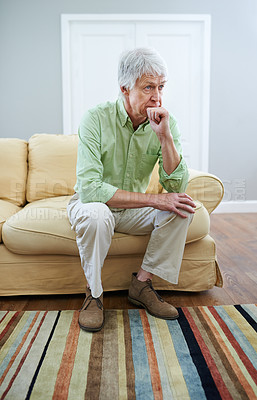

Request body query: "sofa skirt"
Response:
[0, 235, 222, 296]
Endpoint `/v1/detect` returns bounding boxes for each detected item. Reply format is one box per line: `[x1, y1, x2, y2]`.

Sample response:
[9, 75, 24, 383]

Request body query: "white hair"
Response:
[118, 47, 168, 97]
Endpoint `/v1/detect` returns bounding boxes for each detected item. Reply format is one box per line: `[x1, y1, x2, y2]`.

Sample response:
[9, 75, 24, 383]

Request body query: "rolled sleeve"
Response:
[77, 180, 118, 204]
[74, 110, 119, 203]
[159, 157, 189, 193]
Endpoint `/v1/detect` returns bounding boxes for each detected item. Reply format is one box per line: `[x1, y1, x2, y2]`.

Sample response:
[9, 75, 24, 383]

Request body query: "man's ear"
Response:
[120, 86, 129, 96]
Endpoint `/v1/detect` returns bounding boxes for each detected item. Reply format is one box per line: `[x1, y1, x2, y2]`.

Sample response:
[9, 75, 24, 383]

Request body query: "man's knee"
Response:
[155, 209, 194, 228]
[74, 202, 114, 235]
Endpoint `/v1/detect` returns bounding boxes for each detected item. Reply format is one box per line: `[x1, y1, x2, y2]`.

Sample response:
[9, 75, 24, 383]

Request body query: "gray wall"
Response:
[1, 0, 257, 201]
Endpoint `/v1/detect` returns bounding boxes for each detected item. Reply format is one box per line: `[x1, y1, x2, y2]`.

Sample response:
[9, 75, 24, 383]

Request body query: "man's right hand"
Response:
[152, 192, 196, 218]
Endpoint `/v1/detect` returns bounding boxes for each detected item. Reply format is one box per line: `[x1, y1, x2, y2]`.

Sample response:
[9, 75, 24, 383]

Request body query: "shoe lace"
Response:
[141, 280, 164, 302]
[81, 294, 103, 311]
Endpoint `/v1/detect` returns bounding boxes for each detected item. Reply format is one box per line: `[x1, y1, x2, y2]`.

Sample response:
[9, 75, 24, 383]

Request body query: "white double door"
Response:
[62, 15, 211, 170]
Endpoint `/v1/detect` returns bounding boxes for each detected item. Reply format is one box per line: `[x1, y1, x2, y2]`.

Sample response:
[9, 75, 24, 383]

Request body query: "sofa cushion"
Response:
[26, 134, 79, 202]
[0, 138, 27, 206]
[187, 169, 224, 214]
[0, 200, 21, 243]
[3, 196, 209, 255]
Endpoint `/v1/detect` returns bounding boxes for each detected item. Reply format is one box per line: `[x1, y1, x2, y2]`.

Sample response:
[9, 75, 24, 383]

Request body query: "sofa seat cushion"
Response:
[0, 234, 221, 295]
[0, 138, 28, 206]
[0, 200, 21, 243]
[2, 196, 209, 256]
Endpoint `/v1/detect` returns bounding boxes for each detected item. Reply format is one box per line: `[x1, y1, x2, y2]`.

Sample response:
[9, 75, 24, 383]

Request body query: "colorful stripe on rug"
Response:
[0, 305, 256, 399]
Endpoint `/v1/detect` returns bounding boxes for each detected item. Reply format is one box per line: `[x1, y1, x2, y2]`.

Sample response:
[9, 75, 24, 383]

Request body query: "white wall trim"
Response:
[202, 17, 211, 171]
[61, 14, 211, 22]
[213, 200, 257, 213]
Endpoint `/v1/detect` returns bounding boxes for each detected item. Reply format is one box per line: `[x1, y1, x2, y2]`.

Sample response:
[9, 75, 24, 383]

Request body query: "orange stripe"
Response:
[140, 310, 163, 400]
[52, 310, 80, 400]
[183, 308, 233, 400]
[199, 307, 257, 399]
[0, 312, 40, 386]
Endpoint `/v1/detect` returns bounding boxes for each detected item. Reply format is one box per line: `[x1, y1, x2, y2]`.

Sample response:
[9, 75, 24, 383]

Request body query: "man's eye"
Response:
[159, 85, 164, 90]
[145, 86, 151, 90]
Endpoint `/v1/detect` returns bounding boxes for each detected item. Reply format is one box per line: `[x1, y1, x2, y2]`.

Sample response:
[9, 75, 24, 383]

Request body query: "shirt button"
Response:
[127, 173, 130, 177]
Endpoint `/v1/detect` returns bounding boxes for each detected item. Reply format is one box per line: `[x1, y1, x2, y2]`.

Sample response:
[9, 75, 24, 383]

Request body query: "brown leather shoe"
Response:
[78, 287, 104, 332]
[128, 273, 179, 320]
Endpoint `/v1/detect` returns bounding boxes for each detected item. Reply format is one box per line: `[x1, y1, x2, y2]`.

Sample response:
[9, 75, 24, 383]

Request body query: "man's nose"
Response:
[151, 88, 160, 102]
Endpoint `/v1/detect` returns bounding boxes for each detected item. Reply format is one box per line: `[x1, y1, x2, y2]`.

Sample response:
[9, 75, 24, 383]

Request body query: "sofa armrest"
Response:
[186, 169, 224, 214]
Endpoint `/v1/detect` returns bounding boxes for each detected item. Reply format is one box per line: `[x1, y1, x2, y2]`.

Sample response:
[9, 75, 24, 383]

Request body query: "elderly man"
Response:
[67, 48, 196, 332]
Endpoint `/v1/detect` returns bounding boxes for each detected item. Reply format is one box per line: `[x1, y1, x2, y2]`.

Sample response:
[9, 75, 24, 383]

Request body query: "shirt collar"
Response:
[117, 97, 150, 131]
[117, 97, 129, 127]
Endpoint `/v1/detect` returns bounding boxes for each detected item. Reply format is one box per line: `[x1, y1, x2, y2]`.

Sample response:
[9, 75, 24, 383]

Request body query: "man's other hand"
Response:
[153, 192, 196, 218]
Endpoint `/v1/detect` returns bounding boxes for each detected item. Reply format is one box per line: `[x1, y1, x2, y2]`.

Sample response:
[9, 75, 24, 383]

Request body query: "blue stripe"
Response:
[167, 317, 207, 400]
[128, 310, 154, 400]
[214, 306, 257, 370]
[0, 311, 37, 378]
[147, 314, 173, 400]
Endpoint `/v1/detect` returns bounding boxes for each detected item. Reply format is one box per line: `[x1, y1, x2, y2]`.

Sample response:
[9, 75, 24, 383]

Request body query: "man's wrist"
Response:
[144, 192, 159, 208]
[159, 132, 173, 147]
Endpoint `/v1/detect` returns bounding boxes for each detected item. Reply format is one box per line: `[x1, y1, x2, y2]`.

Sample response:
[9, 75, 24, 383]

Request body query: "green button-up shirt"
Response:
[74, 98, 189, 204]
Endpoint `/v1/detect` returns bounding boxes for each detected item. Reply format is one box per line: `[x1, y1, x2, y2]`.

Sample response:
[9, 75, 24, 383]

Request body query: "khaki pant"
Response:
[67, 193, 193, 298]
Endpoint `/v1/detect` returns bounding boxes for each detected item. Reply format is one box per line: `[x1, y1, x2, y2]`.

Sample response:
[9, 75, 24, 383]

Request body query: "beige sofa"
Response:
[0, 134, 224, 296]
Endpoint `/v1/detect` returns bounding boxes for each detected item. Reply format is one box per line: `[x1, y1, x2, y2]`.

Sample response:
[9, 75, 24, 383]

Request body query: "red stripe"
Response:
[1, 312, 47, 400]
[183, 308, 233, 400]
[140, 310, 163, 400]
[0, 313, 23, 352]
[208, 306, 257, 385]
[0, 312, 20, 341]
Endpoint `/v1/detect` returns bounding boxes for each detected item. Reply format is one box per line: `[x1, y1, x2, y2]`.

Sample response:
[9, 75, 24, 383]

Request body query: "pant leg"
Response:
[114, 207, 193, 285]
[67, 194, 115, 298]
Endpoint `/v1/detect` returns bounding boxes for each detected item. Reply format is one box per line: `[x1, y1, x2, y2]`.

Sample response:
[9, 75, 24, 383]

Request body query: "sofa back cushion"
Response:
[0, 138, 28, 206]
[26, 134, 78, 202]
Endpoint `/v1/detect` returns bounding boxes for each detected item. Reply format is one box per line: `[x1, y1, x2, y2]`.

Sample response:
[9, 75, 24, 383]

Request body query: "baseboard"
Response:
[213, 200, 257, 213]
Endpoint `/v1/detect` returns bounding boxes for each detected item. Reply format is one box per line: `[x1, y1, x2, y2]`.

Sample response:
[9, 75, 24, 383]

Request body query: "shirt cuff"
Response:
[159, 157, 189, 192]
[78, 182, 119, 204]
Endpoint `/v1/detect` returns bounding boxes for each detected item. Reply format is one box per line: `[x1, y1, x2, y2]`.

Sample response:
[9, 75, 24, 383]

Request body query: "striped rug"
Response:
[0, 305, 257, 400]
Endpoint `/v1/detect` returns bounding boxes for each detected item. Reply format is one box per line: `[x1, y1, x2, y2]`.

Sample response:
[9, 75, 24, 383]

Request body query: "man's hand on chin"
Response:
[146, 107, 171, 143]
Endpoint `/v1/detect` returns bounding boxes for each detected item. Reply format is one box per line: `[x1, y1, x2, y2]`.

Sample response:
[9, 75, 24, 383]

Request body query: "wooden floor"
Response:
[0, 213, 256, 311]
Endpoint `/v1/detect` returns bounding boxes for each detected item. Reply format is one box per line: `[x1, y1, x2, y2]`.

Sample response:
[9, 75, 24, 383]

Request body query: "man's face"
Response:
[124, 74, 167, 121]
